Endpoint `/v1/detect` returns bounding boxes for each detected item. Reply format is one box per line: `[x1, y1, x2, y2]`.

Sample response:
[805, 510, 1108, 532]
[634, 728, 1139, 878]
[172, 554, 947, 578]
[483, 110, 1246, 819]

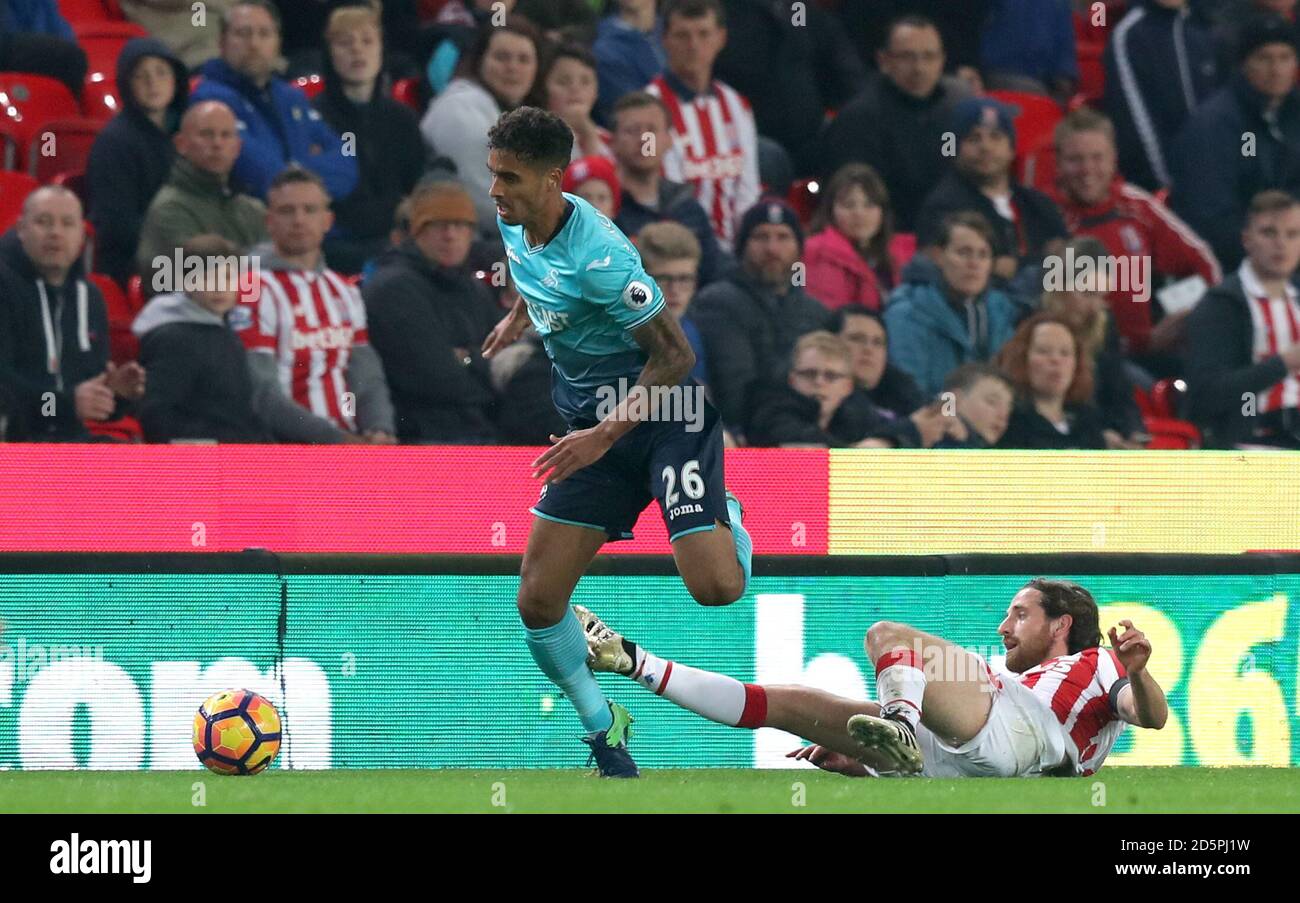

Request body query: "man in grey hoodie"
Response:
[132, 234, 270, 443]
[235, 166, 396, 444]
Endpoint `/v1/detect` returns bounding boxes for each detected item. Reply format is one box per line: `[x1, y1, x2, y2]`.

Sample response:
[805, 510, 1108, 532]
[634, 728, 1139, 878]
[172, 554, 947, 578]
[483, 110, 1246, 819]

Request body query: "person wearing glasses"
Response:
[832, 305, 926, 422]
[748, 331, 919, 448]
[636, 221, 709, 390]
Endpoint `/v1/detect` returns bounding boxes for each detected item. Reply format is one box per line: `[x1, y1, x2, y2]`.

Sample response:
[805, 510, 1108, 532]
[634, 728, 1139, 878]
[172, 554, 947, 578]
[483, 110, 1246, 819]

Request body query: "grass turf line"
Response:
[0, 767, 1295, 814]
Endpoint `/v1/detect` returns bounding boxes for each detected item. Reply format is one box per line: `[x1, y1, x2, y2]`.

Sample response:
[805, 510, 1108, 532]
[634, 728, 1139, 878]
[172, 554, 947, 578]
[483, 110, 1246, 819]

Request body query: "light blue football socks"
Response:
[726, 493, 752, 594]
[525, 607, 615, 734]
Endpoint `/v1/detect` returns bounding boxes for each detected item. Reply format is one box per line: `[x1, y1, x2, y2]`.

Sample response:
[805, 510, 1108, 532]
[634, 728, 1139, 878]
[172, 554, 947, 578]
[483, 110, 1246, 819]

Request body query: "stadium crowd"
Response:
[3, 0, 1300, 450]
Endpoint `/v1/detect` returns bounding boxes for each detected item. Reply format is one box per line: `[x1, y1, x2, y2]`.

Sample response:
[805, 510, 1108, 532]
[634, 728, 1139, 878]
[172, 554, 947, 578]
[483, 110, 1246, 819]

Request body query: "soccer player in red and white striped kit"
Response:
[235, 166, 397, 444]
[646, 0, 760, 251]
[578, 577, 1169, 777]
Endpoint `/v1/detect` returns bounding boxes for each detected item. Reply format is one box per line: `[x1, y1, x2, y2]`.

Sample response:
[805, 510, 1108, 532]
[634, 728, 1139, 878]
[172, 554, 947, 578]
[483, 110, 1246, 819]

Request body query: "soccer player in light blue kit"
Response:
[481, 107, 753, 777]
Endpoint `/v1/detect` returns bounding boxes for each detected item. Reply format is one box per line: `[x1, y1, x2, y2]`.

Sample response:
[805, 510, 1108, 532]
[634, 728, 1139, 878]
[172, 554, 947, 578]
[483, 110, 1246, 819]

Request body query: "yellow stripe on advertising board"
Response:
[828, 450, 1300, 554]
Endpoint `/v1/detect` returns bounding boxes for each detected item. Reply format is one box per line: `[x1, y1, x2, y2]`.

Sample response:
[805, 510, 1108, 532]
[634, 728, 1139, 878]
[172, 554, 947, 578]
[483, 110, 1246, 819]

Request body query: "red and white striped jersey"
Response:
[1240, 261, 1300, 414]
[237, 268, 369, 432]
[1016, 647, 1129, 776]
[646, 74, 760, 249]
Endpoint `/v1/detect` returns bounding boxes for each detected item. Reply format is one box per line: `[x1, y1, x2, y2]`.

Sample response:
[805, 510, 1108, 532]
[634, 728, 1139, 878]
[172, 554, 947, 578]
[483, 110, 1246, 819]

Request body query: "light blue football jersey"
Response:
[499, 193, 667, 425]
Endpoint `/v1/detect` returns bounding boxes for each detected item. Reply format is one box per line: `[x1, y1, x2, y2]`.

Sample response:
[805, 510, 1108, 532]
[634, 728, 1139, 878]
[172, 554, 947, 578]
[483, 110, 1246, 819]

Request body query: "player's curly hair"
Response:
[1026, 578, 1101, 654]
[487, 106, 574, 172]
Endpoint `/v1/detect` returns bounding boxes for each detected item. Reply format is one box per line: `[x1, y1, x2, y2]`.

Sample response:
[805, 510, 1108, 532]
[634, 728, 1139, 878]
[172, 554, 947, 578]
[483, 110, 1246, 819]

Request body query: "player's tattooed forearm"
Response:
[630, 313, 696, 388]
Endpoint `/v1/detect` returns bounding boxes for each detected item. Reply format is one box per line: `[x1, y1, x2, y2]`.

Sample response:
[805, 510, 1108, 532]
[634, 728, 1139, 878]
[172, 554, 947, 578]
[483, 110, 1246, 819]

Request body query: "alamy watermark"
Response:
[892, 639, 1012, 693]
[1042, 248, 1151, 304]
[0, 638, 106, 683]
[150, 250, 261, 296]
[595, 378, 706, 433]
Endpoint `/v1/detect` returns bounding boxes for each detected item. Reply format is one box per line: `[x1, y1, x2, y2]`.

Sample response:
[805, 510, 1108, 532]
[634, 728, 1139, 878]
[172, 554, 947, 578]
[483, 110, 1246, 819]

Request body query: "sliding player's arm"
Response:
[786, 744, 871, 777]
[1109, 620, 1169, 729]
[532, 310, 695, 482]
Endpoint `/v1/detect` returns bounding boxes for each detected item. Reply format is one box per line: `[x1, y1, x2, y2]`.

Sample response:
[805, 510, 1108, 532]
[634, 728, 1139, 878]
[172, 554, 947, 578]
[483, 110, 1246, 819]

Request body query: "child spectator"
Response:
[935, 363, 1015, 448]
[132, 235, 271, 443]
[637, 220, 708, 388]
[563, 156, 621, 220]
[543, 44, 613, 161]
[85, 38, 190, 288]
[832, 305, 927, 420]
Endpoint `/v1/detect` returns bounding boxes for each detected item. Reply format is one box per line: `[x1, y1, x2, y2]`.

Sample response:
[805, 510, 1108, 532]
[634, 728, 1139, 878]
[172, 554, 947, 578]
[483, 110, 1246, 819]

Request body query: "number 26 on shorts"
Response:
[662, 460, 704, 507]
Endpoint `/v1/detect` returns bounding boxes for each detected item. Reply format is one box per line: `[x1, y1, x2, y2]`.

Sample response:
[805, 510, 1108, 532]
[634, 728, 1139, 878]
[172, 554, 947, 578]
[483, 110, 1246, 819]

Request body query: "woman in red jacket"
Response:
[804, 163, 900, 311]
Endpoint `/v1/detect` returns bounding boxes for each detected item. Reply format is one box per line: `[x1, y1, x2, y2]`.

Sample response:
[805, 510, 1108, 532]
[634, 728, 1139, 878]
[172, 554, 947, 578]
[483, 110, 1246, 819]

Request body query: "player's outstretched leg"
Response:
[849, 620, 998, 775]
[519, 518, 639, 777]
[671, 489, 751, 606]
[576, 606, 896, 773]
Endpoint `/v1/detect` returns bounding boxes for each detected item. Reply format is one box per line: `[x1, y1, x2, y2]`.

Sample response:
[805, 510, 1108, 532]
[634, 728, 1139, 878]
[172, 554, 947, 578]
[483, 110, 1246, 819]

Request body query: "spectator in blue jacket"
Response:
[0, 0, 86, 98]
[189, 0, 358, 203]
[979, 0, 1078, 101]
[1170, 13, 1300, 270]
[0, 0, 72, 39]
[592, 0, 665, 125]
[883, 212, 1023, 397]
[1104, 0, 1218, 191]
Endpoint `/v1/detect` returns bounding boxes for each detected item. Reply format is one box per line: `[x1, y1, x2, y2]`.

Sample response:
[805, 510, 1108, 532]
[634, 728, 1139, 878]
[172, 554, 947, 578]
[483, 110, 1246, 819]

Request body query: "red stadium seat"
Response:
[392, 76, 422, 111]
[127, 273, 146, 312]
[986, 89, 1064, 173]
[27, 117, 102, 182]
[0, 169, 39, 229]
[57, 0, 115, 24]
[52, 169, 88, 205]
[1134, 381, 1201, 447]
[1143, 416, 1201, 450]
[1077, 44, 1106, 105]
[1021, 135, 1058, 194]
[0, 72, 82, 151]
[82, 75, 122, 121]
[888, 232, 917, 273]
[81, 217, 96, 271]
[73, 22, 149, 77]
[1132, 385, 1155, 419]
[1, 123, 19, 169]
[85, 414, 143, 442]
[1150, 377, 1186, 419]
[786, 177, 820, 226]
[295, 74, 325, 99]
[90, 272, 141, 363]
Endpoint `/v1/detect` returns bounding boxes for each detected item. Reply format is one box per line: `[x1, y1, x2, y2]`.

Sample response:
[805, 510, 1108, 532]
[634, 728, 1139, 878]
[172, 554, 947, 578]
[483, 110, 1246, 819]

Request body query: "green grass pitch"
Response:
[0, 768, 1296, 813]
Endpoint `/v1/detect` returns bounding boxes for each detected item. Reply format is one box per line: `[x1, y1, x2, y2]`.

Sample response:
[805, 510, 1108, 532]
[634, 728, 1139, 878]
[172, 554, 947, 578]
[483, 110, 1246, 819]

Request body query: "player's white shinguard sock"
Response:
[875, 649, 926, 730]
[627, 644, 767, 728]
